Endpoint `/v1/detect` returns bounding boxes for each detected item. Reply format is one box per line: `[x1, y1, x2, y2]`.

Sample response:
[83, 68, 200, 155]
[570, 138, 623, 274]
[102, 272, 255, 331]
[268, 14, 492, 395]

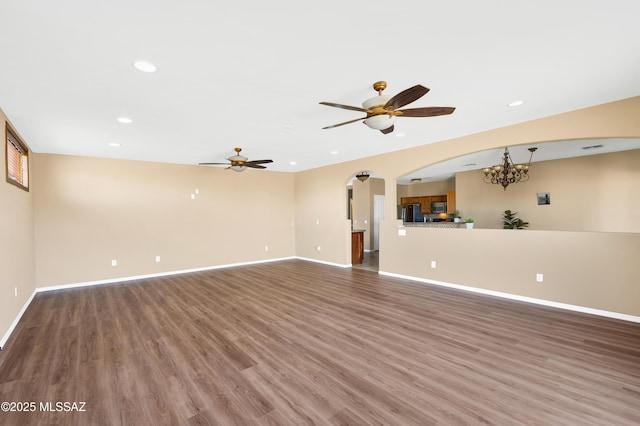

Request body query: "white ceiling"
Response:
[1, 1, 639, 176]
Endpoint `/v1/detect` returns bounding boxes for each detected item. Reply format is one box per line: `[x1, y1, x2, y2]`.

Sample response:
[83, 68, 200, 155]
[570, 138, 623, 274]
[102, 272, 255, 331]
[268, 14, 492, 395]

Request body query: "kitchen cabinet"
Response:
[400, 197, 421, 205]
[420, 196, 432, 214]
[402, 194, 451, 215]
[447, 191, 456, 214]
[351, 230, 364, 265]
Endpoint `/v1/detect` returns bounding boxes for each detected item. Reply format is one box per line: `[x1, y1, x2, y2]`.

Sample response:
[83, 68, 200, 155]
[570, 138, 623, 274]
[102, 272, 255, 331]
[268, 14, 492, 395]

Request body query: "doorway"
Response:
[349, 174, 383, 272]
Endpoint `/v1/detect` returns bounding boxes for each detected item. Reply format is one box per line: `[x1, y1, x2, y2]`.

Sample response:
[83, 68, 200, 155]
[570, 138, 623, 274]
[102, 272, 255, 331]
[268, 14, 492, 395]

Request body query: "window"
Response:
[5, 123, 29, 191]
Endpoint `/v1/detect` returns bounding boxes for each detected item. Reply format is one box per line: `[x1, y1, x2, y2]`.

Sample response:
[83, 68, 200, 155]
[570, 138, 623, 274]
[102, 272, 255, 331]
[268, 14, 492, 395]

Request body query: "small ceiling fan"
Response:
[198, 147, 273, 172]
[320, 81, 455, 134]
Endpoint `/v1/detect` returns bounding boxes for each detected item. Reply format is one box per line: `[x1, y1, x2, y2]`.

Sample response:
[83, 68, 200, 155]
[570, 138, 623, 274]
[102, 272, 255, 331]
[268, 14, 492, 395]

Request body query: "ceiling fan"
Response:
[320, 81, 455, 134]
[198, 147, 273, 172]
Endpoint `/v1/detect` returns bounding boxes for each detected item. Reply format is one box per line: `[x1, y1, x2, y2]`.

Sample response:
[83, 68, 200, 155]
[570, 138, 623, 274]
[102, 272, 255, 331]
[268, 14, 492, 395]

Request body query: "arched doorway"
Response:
[347, 171, 384, 272]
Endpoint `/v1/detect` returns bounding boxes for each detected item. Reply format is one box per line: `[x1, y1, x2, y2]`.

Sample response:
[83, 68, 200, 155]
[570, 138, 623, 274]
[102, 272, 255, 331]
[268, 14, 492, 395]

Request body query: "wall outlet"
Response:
[536, 273, 544, 282]
[264, 245, 269, 252]
[155, 256, 161, 262]
[195, 188, 199, 194]
[431, 260, 437, 269]
[191, 193, 196, 200]
[398, 229, 406, 236]
[15, 286, 18, 297]
[316, 246, 322, 252]
[111, 259, 118, 267]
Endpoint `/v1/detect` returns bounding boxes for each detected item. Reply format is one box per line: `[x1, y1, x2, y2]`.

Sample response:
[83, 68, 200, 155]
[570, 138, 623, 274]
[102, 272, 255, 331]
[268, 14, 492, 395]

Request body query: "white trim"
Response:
[0, 289, 37, 349]
[37, 257, 297, 293]
[295, 256, 351, 268]
[379, 270, 640, 324]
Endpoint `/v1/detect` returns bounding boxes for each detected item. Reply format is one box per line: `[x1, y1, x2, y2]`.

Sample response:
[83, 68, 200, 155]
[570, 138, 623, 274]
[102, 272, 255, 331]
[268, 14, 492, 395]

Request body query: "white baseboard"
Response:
[37, 256, 297, 293]
[295, 256, 351, 268]
[0, 289, 37, 349]
[379, 270, 640, 324]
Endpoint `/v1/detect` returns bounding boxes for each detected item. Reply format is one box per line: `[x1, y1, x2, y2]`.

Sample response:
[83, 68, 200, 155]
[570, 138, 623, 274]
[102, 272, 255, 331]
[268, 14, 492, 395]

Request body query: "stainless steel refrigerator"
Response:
[398, 204, 423, 222]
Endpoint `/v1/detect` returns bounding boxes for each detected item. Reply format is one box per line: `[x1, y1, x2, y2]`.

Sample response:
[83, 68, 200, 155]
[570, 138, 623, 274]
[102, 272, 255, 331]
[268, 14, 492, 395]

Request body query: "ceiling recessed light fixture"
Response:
[289, 161, 297, 165]
[117, 117, 132, 124]
[330, 150, 338, 155]
[133, 60, 157, 73]
[109, 142, 121, 147]
[507, 100, 525, 107]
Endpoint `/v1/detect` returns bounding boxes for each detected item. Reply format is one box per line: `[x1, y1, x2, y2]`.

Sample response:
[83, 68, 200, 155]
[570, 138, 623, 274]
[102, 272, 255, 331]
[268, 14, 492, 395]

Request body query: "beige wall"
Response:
[456, 149, 640, 232]
[0, 110, 36, 346]
[33, 154, 296, 287]
[380, 225, 640, 316]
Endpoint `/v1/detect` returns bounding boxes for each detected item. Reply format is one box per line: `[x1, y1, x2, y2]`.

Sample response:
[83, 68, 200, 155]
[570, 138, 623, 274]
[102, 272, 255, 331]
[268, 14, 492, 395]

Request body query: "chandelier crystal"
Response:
[482, 147, 537, 190]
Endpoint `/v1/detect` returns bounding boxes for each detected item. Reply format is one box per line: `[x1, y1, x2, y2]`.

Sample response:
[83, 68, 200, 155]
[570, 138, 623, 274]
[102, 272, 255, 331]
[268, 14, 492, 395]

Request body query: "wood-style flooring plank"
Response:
[1, 259, 639, 425]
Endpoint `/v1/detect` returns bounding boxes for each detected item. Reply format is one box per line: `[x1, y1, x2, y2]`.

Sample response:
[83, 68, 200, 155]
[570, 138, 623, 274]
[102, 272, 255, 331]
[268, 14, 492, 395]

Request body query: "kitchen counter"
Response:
[402, 222, 468, 228]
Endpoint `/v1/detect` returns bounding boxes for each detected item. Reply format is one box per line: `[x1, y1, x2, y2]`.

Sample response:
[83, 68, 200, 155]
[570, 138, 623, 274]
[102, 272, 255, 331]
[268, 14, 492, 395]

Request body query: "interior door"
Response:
[373, 195, 385, 251]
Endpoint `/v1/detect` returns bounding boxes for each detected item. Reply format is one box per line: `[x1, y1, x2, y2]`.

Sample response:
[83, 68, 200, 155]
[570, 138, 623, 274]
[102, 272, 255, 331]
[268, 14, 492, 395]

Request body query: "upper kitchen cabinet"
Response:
[447, 191, 456, 214]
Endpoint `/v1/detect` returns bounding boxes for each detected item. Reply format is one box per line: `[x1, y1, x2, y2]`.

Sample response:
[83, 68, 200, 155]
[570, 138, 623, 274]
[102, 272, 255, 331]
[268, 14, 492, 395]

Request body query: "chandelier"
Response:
[482, 147, 537, 190]
[355, 171, 370, 182]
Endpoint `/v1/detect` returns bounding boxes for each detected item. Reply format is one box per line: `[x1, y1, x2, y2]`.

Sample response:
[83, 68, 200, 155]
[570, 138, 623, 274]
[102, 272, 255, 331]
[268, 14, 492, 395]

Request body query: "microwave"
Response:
[431, 202, 448, 214]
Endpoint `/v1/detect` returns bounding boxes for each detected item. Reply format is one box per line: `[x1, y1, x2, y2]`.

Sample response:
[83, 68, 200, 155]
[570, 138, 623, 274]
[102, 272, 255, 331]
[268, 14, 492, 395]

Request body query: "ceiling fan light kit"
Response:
[364, 115, 396, 131]
[320, 81, 455, 134]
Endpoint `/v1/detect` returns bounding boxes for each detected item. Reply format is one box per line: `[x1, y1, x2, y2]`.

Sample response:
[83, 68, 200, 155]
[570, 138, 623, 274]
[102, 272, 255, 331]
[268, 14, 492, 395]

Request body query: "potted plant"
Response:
[465, 217, 475, 229]
[502, 210, 529, 229]
[453, 210, 462, 222]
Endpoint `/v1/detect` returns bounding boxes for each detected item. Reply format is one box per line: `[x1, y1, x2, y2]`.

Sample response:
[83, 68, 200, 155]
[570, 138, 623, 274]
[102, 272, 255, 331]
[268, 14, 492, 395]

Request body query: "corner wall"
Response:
[0, 109, 36, 347]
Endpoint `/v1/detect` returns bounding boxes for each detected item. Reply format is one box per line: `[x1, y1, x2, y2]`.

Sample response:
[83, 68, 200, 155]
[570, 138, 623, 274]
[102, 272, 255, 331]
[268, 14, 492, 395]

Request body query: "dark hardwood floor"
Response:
[1, 259, 639, 425]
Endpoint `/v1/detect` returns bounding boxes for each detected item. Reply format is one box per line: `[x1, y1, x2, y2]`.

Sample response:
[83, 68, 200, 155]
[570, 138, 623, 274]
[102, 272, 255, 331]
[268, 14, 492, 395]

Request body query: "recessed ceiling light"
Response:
[117, 117, 132, 124]
[330, 151, 338, 155]
[109, 142, 121, 147]
[133, 60, 157, 73]
[289, 161, 297, 165]
[508, 100, 525, 107]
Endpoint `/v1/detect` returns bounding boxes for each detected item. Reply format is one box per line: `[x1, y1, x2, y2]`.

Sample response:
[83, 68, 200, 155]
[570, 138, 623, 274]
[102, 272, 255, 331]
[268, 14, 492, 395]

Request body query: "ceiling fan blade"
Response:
[246, 164, 267, 169]
[384, 85, 430, 110]
[380, 125, 395, 134]
[322, 117, 366, 129]
[397, 106, 456, 117]
[198, 162, 229, 165]
[319, 102, 368, 113]
[245, 159, 273, 165]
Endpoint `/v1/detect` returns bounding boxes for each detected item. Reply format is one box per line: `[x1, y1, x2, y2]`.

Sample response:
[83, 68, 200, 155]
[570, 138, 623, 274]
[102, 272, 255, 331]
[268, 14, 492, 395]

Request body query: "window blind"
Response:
[6, 126, 29, 190]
